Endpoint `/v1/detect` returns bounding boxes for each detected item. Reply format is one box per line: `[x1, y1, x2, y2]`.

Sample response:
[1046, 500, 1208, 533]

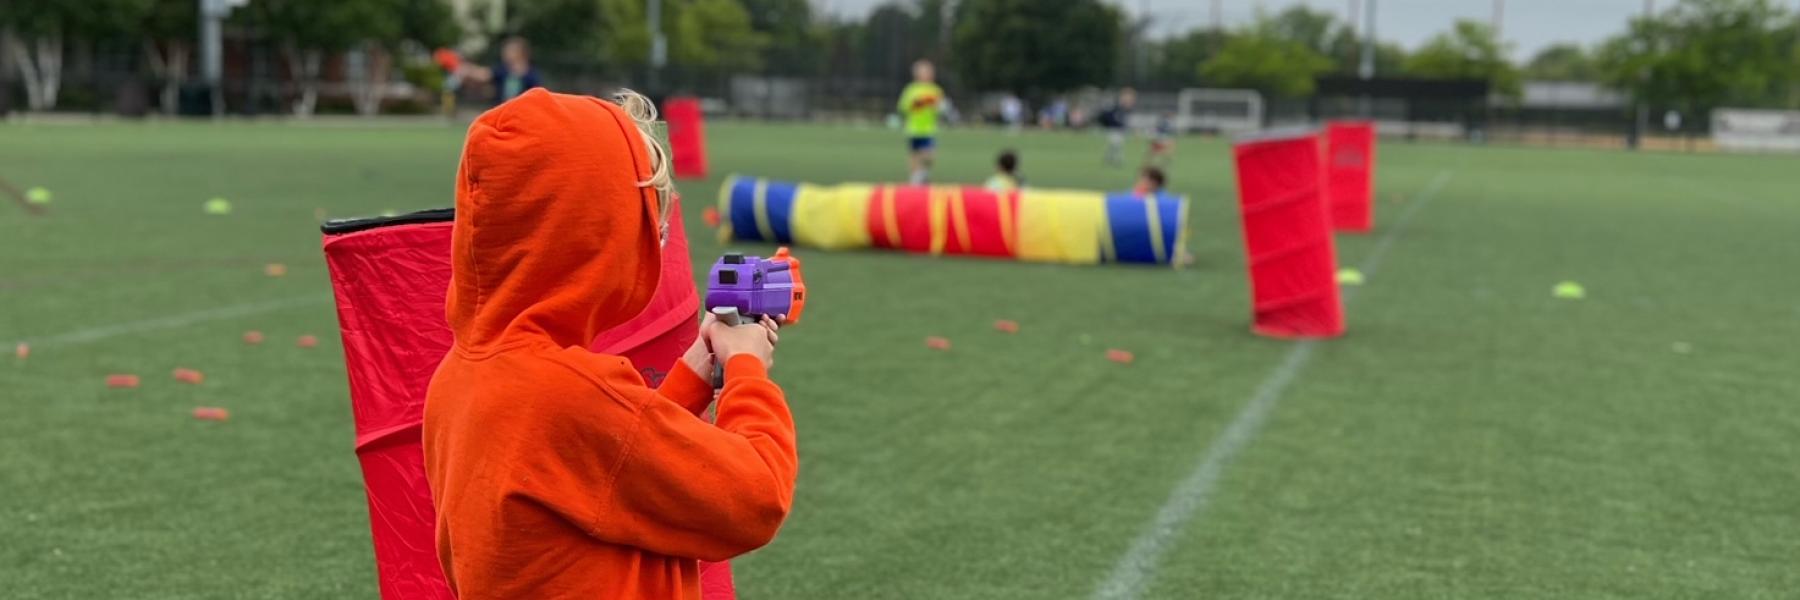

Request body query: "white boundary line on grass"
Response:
[1092, 170, 1455, 600]
[1, 294, 332, 348]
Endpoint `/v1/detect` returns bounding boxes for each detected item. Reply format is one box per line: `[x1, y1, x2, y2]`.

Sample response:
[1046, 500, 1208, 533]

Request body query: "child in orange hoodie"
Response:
[423, 88, 797, 599]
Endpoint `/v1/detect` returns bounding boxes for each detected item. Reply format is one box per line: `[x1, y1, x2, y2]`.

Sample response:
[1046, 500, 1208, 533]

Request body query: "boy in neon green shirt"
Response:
[898, 60, 944, 185]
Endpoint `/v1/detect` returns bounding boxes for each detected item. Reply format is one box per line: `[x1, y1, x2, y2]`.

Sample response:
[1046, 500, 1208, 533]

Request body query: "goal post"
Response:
[1176, 88, 1265, 135]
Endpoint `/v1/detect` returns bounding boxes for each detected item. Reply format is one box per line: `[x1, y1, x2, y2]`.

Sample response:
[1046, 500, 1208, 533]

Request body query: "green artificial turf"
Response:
[1, 120, 1796, 599]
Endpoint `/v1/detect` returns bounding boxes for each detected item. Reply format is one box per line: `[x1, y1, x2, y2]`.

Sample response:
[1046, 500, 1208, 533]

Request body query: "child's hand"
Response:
[679, 313, 719, 378]
[706, 315, 781, 369]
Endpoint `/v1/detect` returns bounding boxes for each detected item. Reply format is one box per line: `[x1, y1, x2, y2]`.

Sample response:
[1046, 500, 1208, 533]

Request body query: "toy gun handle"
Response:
[709, 306, 758, 389]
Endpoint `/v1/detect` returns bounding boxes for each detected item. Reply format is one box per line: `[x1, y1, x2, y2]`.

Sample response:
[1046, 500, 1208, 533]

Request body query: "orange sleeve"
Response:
[656, 360, 715, 416]
[592, 355, 798, 561]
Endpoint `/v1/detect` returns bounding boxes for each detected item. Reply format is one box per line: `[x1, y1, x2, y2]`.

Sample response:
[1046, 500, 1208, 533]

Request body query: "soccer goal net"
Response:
[1176, 88, 1264, 135]
[1712, 108, 1800, 153]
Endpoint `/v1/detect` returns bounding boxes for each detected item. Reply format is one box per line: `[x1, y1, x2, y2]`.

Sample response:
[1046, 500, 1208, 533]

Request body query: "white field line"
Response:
[2, 294, 332, 348]
[1092, 170, 1455, 600]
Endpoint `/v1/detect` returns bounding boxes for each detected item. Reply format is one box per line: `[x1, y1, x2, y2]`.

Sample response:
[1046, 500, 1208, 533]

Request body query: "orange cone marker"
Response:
[106, 374, 141, 388]
[243, 331, 264, 345]
[13, 342, 27, 360]
[172, 368, 205, 384]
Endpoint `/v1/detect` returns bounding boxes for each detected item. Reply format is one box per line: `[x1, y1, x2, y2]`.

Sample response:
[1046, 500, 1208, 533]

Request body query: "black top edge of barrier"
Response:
[320, 208, 455, 235]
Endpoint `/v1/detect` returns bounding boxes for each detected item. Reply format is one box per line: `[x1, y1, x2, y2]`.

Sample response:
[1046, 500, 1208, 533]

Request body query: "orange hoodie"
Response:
[423, 89, 798, 600]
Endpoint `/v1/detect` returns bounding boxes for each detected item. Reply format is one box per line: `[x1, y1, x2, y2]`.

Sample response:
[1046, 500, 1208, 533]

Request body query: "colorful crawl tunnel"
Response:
[717, 176, 1189, 266]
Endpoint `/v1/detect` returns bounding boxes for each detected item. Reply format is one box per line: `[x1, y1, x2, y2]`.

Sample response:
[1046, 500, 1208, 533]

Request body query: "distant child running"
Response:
[1147, 112, 1176, 167]
[898, 59, 946, 184]
[423, 89, 797, 599]
[985, 149, 1023, 192]
[462, 36, 543, 104]
[1099, 88, 1136, 166]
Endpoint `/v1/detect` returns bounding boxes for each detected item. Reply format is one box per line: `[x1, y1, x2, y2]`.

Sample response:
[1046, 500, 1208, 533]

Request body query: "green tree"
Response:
[1526, 43, 1598, 81]
[143, 0, 197, 115]
[1199, 29, 1333, 98]
[741, 0, 821, 75]
[242, 0, 455, 116]
[1405, 20, 1521, 98]
[669, 0, 767, 74]
[1597, 0, 1798, 113]
[0, 0, 152, 110]
[499, 0, 608, 58]
[1148, 28, 1228, 89]
[1265, 5, 1337, 55]
[951, 0, 1122, 100]
[1324, 24, 1407, 76]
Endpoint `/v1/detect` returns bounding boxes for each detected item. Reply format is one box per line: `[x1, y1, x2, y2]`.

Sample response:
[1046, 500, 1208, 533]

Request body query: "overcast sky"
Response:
[812, 0, 1726, 60]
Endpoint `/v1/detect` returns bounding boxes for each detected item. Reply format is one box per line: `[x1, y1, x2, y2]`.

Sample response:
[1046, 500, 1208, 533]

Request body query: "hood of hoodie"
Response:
[448, 88, 662, 352]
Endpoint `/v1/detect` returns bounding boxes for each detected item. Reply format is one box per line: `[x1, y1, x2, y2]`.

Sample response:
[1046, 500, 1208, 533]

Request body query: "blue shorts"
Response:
[908, 137, 936, 152]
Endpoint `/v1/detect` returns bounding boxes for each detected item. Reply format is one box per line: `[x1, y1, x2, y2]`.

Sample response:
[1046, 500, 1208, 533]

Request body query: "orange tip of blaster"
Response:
[296, 334, 319, 349]
[106, 374, 141, 388]
[1106, 349, 1135, 364]
[172, 368, 204, 384]
[242, 331, 264, 345]
[925, 336, 951, 351]
[993, 320, 1019, 334]
[774, 247, 806, 325]
[192, 407, 230, 421]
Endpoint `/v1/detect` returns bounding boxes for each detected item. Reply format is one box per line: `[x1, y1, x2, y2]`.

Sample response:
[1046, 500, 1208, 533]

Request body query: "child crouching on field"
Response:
[423, 88, 797, 599]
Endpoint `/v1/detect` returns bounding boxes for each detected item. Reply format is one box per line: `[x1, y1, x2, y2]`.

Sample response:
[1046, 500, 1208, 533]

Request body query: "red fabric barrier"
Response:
[1231, 131, 1345, 338]
[323, 199, 733, 599]
[323, 221, 457, 600]
[666, 97, 709, 180]
[1325, 121, 1376, 233]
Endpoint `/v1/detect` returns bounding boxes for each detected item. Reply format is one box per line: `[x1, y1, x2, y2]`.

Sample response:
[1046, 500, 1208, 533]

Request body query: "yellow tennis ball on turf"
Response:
[203, 197, 233, 215]
[25, 187, 52, 204]
[1336, 268, 1365, 285]
[1552, 281, 1586, 299]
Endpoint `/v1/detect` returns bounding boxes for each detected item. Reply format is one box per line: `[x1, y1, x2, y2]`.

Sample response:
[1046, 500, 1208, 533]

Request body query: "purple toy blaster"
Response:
[704, 247, 806, 385]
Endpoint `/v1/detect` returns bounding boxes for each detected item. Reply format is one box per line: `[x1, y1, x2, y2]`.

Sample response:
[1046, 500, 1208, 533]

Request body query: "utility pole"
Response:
[1491, 0, 1505, 40]
[1210, 0, 1223, 31]
[1633, 0, 1653, 149]
[648, 0, 666, 94]
[1358, 0, 1377, 117]
[1359, 0, 1376, 80]
[198, 0, 247, 117]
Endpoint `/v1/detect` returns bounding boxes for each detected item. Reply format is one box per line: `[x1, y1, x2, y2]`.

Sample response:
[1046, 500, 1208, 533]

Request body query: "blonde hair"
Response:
[612, 89, 674, 242]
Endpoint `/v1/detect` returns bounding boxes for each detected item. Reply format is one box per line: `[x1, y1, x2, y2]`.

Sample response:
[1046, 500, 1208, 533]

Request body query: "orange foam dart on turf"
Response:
[106, 374, 141, 388]
[702, 206, 721, 228]
[192, 407, 230, 421]
[296, 334, 319, 348]
[1106, 349, 1135, 364]
[243, 330, 264, 345]
[172, 368, 205, 385]
[264, 263, 288, 277]
[993, 320, 1019, 334]
[925, 336, 951, 351]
